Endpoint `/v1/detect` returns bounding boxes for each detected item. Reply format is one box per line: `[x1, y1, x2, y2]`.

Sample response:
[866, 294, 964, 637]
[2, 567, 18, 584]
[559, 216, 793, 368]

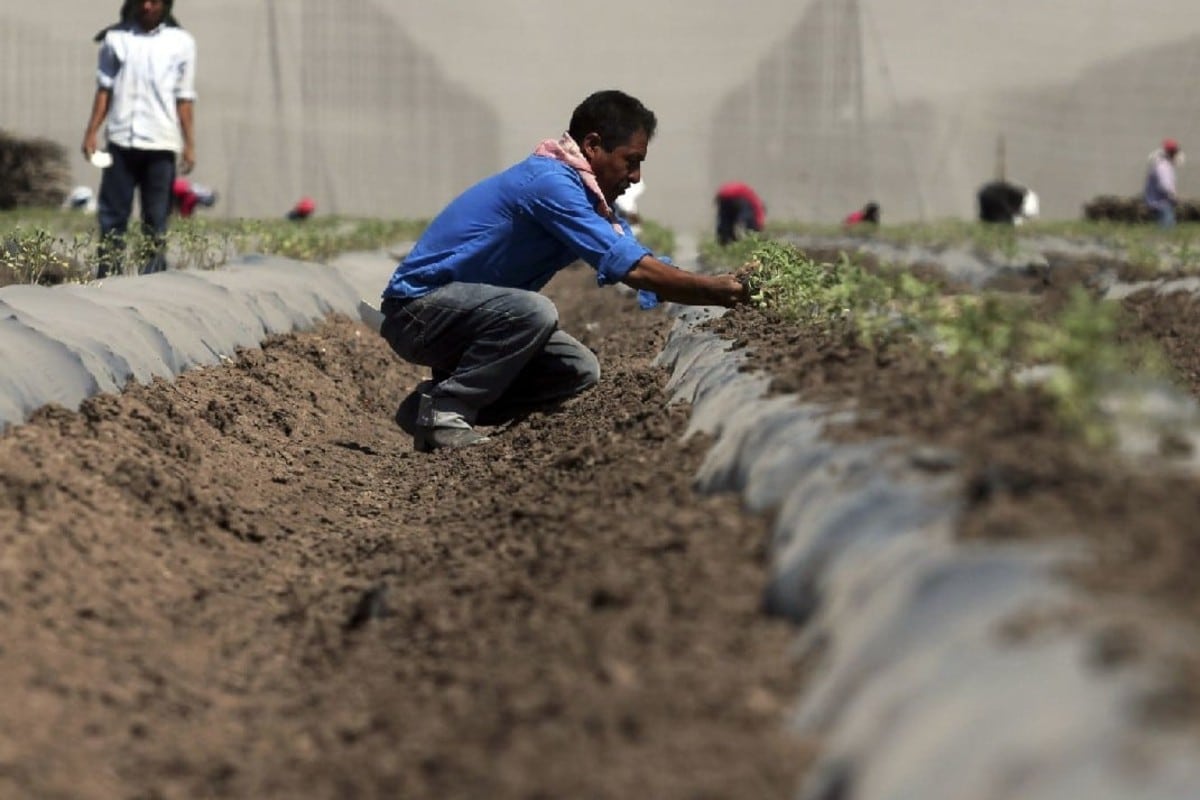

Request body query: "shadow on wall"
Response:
[711, 4, 1200, 224]
[710, 0, 872, 225]
[219, 0, 502, 219]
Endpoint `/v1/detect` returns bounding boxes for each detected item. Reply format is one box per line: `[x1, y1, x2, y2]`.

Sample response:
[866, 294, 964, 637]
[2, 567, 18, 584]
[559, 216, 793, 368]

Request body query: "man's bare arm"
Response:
[177, 99, 195, 174]
[622, 255, 748, 308]
[81, 88, 111, 160]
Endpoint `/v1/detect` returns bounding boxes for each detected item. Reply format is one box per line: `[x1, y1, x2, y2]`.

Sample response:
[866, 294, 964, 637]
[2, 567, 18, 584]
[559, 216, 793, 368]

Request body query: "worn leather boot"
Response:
[413, 426, 491, 452]
[393, 380, 435, 435]
[412, 393, 490, 453]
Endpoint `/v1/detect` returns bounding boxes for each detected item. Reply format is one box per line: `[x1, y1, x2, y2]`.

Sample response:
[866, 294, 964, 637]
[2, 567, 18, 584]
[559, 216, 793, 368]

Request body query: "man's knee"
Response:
[520, 292, 560, 336]
[575, 348, 601, 391]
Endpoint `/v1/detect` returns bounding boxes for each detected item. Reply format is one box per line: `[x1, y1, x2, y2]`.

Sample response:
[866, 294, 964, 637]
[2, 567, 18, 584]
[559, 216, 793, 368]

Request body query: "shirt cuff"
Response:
[595, 235, 651, 286]
[96, 72, 115, 89]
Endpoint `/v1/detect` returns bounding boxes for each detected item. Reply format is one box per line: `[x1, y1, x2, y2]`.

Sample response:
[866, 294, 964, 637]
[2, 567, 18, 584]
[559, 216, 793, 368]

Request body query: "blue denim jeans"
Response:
[1155, 203, 1177, 229]
[380, 282, 600, 425]
[96, 145, 176, 278]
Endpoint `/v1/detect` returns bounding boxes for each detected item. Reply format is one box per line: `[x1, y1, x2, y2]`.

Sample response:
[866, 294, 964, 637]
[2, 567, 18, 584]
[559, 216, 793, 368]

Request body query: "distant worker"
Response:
[81, 0, 197, 278]
[615, 180, 644, 236]
[714, 181, 766, 245]
[287, 196, 316, 221]
[977, 180, 1038, 225]
[1144, 138, 1182, 228]
[171, 177, 217, 217]
[843, 201, 880, 227]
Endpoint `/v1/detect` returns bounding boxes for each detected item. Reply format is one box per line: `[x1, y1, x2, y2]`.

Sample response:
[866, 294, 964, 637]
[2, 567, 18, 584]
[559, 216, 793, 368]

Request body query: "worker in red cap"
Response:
[286, 196, 316, 221]
[171, 177, 217, 217]
[714, 181, 766, 245]
[843, 201, 880, 227]
[1145, 138, 1182, 228]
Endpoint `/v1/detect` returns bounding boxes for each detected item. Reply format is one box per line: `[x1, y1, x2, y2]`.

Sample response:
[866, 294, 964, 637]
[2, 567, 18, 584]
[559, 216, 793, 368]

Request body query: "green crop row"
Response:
[0, 212, 429, 285]
[758, 219, 1200, 277]
[726, 238, 1167, 445]
[0, 211, 679, 286]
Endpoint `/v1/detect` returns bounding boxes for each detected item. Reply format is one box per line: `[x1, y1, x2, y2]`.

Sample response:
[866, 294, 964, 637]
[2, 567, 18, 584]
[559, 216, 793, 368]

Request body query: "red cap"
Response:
[1163, 138, 1180, 154]
[295, 196, 316, 215]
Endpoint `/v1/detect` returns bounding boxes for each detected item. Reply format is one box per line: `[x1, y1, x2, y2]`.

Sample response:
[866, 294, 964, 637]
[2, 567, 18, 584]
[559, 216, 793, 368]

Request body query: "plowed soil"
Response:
[0, 266, 808, 800]
[9, 244, 1200, 799]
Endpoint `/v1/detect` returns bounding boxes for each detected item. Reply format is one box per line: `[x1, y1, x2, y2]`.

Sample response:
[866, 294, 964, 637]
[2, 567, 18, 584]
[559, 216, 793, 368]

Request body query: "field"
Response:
[2, 216, 1200, 797]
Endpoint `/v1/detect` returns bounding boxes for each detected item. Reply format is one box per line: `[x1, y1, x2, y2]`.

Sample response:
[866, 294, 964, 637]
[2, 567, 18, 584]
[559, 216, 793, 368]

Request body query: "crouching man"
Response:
[380, 89, 749, 452]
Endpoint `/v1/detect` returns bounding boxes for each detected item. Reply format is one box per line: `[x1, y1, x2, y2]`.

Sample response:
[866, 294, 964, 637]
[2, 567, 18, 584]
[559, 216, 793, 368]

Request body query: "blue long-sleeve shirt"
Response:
[383, 155, 652, 300]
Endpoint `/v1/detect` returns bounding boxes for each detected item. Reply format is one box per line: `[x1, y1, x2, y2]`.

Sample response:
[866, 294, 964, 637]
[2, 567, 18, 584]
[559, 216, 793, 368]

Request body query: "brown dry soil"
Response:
[0, 266, 810, 800]
[10, 244, 1200, 799]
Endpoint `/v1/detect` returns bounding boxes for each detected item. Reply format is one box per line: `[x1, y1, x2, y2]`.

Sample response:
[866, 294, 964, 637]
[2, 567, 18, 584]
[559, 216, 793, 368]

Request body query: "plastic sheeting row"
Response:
[0, 251, 399, 431]
[655, 305, 1200, 800]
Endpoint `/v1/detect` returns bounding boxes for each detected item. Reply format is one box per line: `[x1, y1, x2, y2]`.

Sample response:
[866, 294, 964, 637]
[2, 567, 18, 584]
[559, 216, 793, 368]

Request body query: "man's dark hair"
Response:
[94, 0, 181, 42]
[567, 90, 657, 151]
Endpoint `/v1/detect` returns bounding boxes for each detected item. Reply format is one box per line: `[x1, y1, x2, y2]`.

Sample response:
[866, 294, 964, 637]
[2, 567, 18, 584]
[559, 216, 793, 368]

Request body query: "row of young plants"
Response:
[0, 212, 430, 285]
[763, 219, 1200, 277]
[0, 211, 677, 286]
[708, 236, 1168, 445]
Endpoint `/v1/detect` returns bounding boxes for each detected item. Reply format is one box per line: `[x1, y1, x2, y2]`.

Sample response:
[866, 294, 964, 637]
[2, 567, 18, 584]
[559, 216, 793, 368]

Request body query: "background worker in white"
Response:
[81, 0, 196, 278]
[1144, 138, 1182, 229]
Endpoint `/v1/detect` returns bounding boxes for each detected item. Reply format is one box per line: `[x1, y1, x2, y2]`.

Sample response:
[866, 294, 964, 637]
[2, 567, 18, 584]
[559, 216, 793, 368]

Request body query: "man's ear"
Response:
[580, 132, 604, 159]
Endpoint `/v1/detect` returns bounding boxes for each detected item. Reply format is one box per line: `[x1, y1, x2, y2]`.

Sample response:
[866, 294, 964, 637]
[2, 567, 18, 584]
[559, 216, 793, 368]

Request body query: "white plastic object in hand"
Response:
[90, 151, 113, 169]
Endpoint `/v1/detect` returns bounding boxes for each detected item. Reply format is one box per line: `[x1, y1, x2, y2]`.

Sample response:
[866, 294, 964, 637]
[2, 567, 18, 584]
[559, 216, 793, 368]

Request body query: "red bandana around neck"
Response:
[533, 133, 623, 235]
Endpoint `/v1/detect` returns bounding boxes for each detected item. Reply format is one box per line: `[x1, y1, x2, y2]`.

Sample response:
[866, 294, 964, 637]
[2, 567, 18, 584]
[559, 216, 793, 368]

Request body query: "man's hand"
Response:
[179, 145, 195, 175]
[735, 262, 759, 289]
[710, 272, 751, 307]
[81, 131, 98, 162]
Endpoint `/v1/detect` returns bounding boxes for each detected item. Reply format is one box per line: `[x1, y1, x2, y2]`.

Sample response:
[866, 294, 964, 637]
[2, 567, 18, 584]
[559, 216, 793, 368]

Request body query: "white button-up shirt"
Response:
[97, 23, 196, 153]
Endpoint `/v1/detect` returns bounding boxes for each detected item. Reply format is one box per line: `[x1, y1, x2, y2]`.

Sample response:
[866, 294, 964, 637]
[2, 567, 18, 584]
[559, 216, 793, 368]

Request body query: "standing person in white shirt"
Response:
[81, 0, 196, 278]
[1144, 138, 1182, 229]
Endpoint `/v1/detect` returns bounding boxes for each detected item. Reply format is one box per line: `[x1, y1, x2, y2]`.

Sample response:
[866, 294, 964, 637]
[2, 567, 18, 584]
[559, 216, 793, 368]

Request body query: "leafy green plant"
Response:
[0, 227, 91, 285]
[738, 238, 1171, 444]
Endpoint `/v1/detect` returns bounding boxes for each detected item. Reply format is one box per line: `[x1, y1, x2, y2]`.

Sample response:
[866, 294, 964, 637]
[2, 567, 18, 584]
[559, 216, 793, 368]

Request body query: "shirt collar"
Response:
[126, 20, 167, 36]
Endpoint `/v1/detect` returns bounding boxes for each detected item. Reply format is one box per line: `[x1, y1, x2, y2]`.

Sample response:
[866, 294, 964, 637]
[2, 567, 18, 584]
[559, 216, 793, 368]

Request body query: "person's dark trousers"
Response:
[1155, 203, 1177, 229]
[716, 198, 739, 245]
[96, 145, 176, 278]
[738, 200, 761, 234]
[716, 197, 754, 245]
[380, 283, 601, 427]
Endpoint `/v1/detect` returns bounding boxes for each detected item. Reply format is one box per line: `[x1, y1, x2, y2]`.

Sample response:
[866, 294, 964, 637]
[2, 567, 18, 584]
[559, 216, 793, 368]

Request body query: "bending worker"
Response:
[714, 181, 766, 245]
[379, 89, 749, 452]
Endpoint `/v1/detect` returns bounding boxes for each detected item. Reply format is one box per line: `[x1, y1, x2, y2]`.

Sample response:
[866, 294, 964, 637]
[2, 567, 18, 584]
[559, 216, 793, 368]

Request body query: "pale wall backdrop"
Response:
[4, 1, 1200, 232]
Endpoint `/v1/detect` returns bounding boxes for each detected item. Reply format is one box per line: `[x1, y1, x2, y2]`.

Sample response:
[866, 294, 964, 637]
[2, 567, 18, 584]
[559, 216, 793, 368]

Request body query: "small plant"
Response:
[0, 227, 89, 285]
